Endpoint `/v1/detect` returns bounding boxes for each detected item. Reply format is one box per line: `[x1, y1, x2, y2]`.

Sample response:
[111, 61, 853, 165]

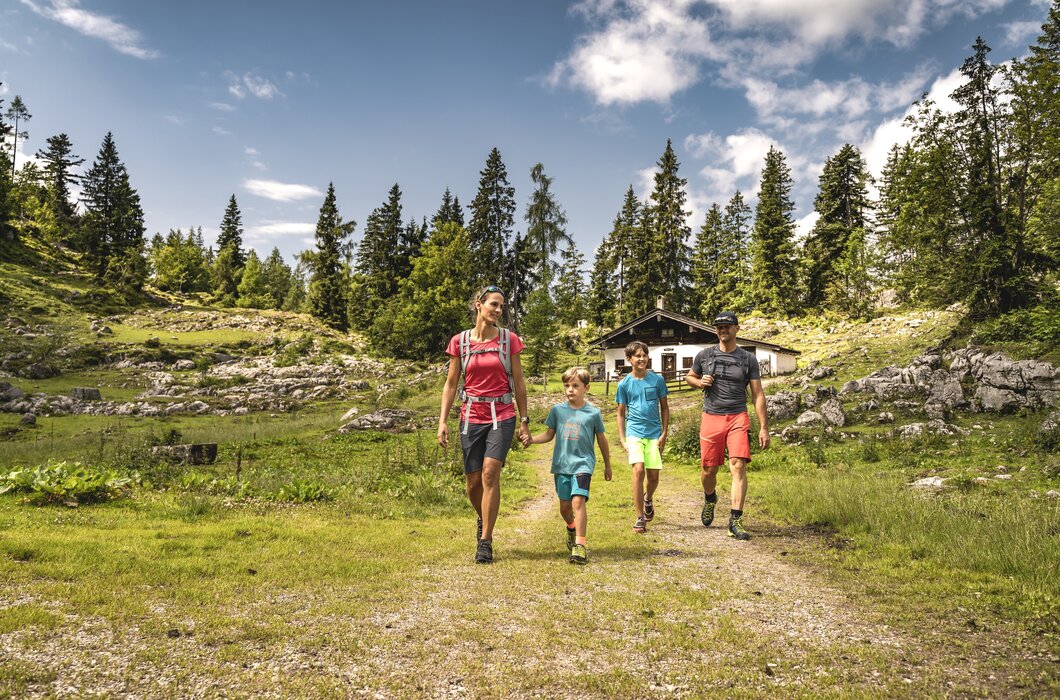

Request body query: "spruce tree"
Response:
[467, 147, 515, 289]
[237, 250, 271, 308]
[587, 237, 617, 327]
[0, 91, 12, 234]
[554, 242, 587, 326]
[5, 95, 30, 178]
[609, 186, 641, 322]
[35, 133, 84, 231]
[80, 132, 147, 289]
[749, 146, 799, 315]
[801, 144, 872, 309]
[520, 286, 560, 377]
[642, 139, 692, 313]
[691, 203, 724, 318]
[523, 162, 571, 282]
[217, 195, 246, 268]
[433, 187, 465, 228]
[720, 191, 752, 310]
[262, 247, 293, 309]
[354, 183, 403, 315]
[308, 183, 355, 330]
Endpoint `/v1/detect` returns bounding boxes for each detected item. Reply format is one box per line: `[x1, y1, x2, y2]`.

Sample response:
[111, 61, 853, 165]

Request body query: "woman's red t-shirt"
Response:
[446, 331, 524, 424]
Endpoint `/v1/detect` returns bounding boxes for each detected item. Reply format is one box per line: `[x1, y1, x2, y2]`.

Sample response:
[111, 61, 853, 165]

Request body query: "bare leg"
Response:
[645, 469, 660, 501]
[559, 499, 574, 526]
[632, 463, 646, 517]
[480, 457, 503, 541]
[572, 495, 587, 539]
[700, 464, 719, 495]
[465, 472, 483, 518]
[729, 457, 747, 511]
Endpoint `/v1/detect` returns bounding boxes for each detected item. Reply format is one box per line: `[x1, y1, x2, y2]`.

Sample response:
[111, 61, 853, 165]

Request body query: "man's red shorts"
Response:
[699, 411, 751, 467]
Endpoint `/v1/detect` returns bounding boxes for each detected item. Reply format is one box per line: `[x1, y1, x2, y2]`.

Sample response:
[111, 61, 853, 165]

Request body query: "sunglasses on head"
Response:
[479, 285, 504, 299]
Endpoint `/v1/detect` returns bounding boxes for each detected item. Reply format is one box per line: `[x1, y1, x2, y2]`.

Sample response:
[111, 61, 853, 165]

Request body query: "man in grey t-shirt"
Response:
[685, 311, 770, 541]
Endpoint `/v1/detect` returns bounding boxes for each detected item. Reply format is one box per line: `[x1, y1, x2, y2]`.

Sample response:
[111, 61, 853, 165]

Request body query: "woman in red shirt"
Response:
[438, 286, 530, 564]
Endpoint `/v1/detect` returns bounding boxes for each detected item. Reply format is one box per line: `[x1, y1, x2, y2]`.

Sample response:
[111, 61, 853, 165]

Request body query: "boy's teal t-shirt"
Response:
[544, 402, 606, 475]
[615, 371, 668, 439]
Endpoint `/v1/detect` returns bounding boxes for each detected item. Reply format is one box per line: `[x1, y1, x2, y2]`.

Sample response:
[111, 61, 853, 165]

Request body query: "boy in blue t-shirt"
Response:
[615, 341, 670, 533]
[523, 367, 611, 564]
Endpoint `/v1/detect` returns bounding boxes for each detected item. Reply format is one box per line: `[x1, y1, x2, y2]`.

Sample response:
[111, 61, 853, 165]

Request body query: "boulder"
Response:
[340, 406, 360, 422]
[172, 359, 197, 371]
[338, 408, 415, 432]
[152, 443, 218, 465]
[802, 385, 837, 409]
[896, 420, 966, 438]
[975, 386, 1025, 413]
[877, 411, 895, 424]
[19, 363, 56, 379]
[70, 387, 103, 401]
[765, 391, 800, 420]
[910, 476, 945, 489]
[795, 410, 824, 427]
[923, 401, 947, 421]
[186, 401, 210, 414]
[1039, 411, 1059, 449]
[819, 398, 846, 427]
[1, 386, 25, 401]
[808, 365, 835, 380]
[19, 412, 36, 426]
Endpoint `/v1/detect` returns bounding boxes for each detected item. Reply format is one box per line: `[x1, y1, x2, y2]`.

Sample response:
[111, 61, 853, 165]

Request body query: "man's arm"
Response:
[749, 379, 770, 449]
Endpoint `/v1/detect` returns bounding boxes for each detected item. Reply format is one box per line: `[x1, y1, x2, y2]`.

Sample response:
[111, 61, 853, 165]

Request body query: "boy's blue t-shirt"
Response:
[545, 402, 606, 475]
[615, 371, 668, 439]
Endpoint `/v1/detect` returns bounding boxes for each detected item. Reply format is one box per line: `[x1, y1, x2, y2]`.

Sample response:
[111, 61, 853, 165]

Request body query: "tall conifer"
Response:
[750, 146, 798, 315]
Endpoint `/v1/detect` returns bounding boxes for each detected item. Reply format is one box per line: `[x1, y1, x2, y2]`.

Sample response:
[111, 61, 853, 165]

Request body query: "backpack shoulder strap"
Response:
[740, 347, 751, 390]
[498, 328, 514, 392]
[459, 330, 471, 376]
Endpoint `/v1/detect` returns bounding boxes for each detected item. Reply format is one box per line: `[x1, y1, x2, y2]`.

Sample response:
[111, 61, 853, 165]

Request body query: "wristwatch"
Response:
[520, 416, 530, 424]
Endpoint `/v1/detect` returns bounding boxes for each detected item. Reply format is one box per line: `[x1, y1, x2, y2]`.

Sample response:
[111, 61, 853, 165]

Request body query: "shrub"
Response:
[667, 410, 701, 460]
[268, 480, 335, 503]
[0, 461, 138, 506]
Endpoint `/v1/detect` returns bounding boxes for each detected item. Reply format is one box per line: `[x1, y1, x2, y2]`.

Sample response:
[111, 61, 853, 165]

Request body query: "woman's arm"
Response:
[510, 352, 530, 444]
[438, 355, 461, 447]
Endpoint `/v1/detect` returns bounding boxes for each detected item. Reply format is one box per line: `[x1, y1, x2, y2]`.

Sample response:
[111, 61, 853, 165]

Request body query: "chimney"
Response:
[656, 295, 665, 310]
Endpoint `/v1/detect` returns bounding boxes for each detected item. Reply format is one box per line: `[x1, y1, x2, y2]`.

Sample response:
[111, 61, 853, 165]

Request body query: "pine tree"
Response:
[523, 162, 571, 282]
[802, 144, 872, 309]
[520, 286, 560, 377]
[262, 247, 293, 309]
[80, 132, 147, 289]
[237, 250, 271, 308]
[5, 95, 30, 178]
[691, 203, 724, 318]
[720, 191, 752, 310]
[396, 216, 428, 280]
[642, 139, 692, 313]
[554, 242, 587, 326]
[35, 133, 84, 232]
[587, 237, 617, 327]
[217, 195, 246, 268]
[433, 187, 465, 228]
[354, 183, 403, 318]
[308, 183, 355, 330]
[467, 148, 515, 289]
[749, 146, 799, 315]
[609, 186, 640, 322]
[0, 91, 13, 235]
[507, 230, 537, 328]
[150, 228, 209, 293]
[369, 222, 476, 359]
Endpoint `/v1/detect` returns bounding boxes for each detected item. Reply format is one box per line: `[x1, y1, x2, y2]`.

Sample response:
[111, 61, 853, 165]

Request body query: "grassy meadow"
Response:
[0, 257, 1057, 696]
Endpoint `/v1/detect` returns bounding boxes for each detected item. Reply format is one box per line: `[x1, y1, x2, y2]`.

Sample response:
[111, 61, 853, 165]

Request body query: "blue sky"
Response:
[1, 0, 1052, 265]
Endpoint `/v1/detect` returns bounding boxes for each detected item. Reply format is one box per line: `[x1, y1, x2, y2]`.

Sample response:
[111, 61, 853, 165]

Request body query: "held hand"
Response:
[518, 423, 531, 446]
[759, 427, 771, 450]
[437, 424, 449, 448]
[519, 431, 533, 447]
[604, 465, 613, 481]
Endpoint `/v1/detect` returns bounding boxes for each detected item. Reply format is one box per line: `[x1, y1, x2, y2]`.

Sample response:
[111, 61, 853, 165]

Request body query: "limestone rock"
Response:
[910, 476, 945, 489]
[765, 391, 800, 420]
[152, 443, 218, 465]
[338, 408, 415, 432]
[19, 412, 36, 426]
[172, 359, 197, 371]
[70, 387, 102, 401]
[819, 398, 846, 427]
[877, 411, 895, 424]
[19, 363, 56, 379]
[795, 410, 824, 427]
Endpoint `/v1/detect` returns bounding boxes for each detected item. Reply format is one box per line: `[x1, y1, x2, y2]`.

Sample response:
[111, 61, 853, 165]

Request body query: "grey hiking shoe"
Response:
[633, 515, 647, 533]
[644, 498, 655, 522]
[475, 539, 493, 563]
[728, 515, 750, 541]
[701, 498, 715, 527]
[569, 543, 588, 565]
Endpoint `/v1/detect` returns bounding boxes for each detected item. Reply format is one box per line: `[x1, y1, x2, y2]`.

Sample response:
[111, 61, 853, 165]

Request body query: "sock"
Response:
[575, 536, 586, 546]
[566, 522, 575, 531]
[731, 509, 743, 519]
[705, 491, 717, 503]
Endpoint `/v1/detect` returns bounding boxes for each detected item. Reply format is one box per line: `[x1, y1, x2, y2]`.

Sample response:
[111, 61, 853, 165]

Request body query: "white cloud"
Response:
[688, 128, 777, 197]
[549, 0, 722, 105]
[249, 222, 316, 237]
[165, 114, 183, 125]
[1002, 19, 1042, 46]
[244, 179, 322, 203]
[244, 147, 259, 156]
[209, 101, 236, 112]
[211, 125, 231, 136]
[19, 0, 158, 59]
[225, 71, 281, 100]
[794, 211, 819, 241]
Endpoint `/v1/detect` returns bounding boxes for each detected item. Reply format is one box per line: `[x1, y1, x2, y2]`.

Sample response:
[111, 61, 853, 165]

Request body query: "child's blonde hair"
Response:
[562, 366, 591, 386]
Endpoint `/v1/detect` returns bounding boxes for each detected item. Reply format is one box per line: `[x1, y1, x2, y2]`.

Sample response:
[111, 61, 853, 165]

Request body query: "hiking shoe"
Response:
[701, 499, 715, 527]
[644, 499, 655, 522]
[475, 539, 493, 564]
[566, 526, 576, 552]
[569, 543, 588, 565]
[633, 516, 647, 533]
[728, 515, 750, 541]
[476, 516, 483, 543]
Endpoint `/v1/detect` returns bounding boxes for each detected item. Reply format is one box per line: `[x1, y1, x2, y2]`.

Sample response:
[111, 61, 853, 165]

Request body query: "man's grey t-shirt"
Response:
[691, 347, 761, 415]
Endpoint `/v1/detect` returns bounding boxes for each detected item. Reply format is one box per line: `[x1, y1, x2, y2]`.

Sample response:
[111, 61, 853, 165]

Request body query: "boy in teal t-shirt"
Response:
[523, 367, 611, 564]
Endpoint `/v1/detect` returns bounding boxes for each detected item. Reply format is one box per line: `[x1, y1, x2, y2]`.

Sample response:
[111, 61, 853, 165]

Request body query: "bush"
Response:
[0, 461, 138, 505]
[667, 410, 701, 460]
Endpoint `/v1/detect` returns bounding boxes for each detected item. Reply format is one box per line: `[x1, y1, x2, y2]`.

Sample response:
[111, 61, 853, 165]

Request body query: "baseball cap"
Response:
[713, 311, 738, 326]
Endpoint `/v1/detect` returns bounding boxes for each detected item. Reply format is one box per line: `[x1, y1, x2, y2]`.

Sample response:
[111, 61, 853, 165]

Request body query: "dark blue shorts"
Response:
[459, 418, 516, 474]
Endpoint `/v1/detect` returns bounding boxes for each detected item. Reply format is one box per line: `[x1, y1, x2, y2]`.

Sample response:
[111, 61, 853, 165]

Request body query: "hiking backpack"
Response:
[457, 327, 515, 432]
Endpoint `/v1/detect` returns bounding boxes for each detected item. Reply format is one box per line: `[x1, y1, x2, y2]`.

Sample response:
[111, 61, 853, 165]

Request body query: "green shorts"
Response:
[627, 437, 663, 470]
